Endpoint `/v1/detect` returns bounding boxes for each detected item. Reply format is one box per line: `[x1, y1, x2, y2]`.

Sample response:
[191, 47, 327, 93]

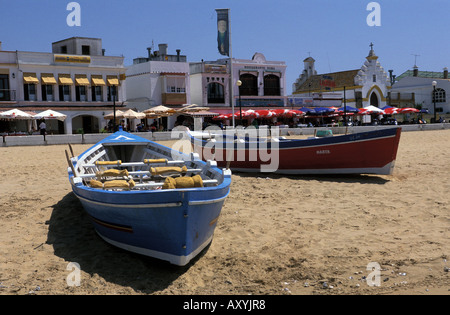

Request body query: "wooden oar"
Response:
[65, 150, 77, 177]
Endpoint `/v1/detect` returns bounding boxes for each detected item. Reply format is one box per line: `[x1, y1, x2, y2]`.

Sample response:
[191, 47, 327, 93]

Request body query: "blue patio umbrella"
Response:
[313, 107, 335, 114]
[338, 106, 359, 113]
[299, 107, 313, 114]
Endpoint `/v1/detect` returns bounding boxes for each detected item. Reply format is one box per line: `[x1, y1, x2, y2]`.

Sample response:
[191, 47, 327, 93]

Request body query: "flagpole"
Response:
[228, 8, 235, 128]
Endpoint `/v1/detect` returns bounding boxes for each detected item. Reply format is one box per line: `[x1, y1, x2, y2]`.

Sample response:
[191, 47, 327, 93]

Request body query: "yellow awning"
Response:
[41, 74, 57, 85]
[107, 76, 119, 86]
[58, 74, 74, 85]
[75, 75, 90, 86]
[23, 73, 39, 84]
[92, 75, 106, 86]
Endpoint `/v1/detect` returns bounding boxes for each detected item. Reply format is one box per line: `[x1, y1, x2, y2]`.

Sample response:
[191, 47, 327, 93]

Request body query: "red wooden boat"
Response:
[188, 127, 401, 175]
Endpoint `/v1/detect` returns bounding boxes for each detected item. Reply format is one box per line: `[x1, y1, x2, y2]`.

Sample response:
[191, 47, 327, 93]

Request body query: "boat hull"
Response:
[72, 184, 229, 266]
[191, 128, 401, 175]
[68, 131, 231, 266]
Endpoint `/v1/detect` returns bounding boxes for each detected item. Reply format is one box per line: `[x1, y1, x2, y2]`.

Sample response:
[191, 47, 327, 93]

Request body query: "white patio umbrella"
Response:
[0, 108, 34, 120]
[104, 110, 125, 120]
[34, 109, 67, 121]
[121, 109, 146, 119]
[144, 105, 176, 116]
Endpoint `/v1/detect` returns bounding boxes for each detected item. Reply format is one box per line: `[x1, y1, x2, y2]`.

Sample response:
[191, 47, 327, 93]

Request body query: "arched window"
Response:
[264, 74, 281, 96]
[239, 73, 258, 96]
[207, 82, 225, 104]
[433, 88, 446, 103]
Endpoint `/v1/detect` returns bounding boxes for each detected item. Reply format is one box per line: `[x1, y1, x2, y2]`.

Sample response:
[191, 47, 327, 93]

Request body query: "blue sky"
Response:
[1, 0, 449, 93]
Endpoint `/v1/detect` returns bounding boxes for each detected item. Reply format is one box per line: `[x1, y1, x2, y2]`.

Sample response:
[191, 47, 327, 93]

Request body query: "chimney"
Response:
[176, 49, 181, 62]
[444, 67, 448, 79]
[0, 41, 2, 51]
[147, 47, 152, 60]
[159, 44, 168, 57]
[413, 65, 419, 77]
[102, 49, 106, 56]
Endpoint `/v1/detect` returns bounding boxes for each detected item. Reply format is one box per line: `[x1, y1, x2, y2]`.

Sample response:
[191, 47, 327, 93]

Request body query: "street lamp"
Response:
[112, 85, 117, 131]
[236, 80, 243, 125]
[432, 81, 437, 123]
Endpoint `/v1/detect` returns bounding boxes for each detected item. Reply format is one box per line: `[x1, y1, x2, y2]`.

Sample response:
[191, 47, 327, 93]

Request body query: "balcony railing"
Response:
[0, 89, 16, 102]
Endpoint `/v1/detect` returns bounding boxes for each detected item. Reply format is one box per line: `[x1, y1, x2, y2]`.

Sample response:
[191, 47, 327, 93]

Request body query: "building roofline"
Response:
[52, 37, 102, 45]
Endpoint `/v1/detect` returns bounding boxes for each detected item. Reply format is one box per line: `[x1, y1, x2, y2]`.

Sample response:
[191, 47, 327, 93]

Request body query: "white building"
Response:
[292, 44, 391, 109]
[0, 37, 126, 134]
[190, 52, 287, 111]
[126, 44, 190, 129]
[391, 66, 450, 120]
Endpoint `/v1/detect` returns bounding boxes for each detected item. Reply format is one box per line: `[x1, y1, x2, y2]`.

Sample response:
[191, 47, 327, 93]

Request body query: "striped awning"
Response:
[184, 111, 219, 117]
[91, 75, 106, 86]
[58, 74, 74, 85]
[23, 73, 39, 84]
[41, 74, 57, 85]
[75, 74, 90, 86]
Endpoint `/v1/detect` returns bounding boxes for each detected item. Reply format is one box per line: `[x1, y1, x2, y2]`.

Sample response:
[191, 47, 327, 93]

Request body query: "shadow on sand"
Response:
[233, 171, 392, 185]
[46, 192, 207, 294]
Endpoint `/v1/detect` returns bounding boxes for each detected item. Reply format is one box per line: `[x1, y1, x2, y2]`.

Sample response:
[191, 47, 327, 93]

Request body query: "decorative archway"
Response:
[207, 82, 225, 104]
[72, 115, 100, 134]
[264, 74, 281, 96]
[239, 73, 258, 96]
[366, 85, 386, 107]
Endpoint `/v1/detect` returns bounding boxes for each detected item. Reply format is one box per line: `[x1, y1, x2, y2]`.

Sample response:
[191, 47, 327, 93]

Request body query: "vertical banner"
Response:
[216, 9, 230, 56]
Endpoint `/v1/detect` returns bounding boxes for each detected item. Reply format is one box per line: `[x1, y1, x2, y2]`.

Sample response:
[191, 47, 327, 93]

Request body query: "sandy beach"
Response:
[0, 129, 449, 295]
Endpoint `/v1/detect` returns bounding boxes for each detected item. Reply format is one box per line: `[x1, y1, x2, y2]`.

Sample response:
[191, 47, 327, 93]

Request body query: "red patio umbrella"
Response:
[284, 109, 304, 118]
[384, 107, 399, 115]
[399, 107, 420, 114]
[243, 110, 259, 118]
[269, 109, 289, 117]
[255, 110, 274, 118]
[213, 114, 232, 120]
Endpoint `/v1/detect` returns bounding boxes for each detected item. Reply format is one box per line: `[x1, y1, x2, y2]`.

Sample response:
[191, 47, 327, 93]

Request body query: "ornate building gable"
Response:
[354, 43, 391, 105]
[292, 43, 391, 108]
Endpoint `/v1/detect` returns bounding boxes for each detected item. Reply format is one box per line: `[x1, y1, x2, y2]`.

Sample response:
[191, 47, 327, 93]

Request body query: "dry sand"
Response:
[0, 129, 449, 295]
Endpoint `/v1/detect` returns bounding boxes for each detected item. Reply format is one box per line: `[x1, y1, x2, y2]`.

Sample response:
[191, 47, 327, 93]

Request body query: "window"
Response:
[61, 46, 67, 54]
[355, 91, 363, 107]
[92, 86, 103, 101]
[0, 74, 10, 101]
[24, 84, 37, 101]
[82, 45, 90, 55]
[432, 88, 446, 103]
[207, 83, 225, 104]
[76, 86, 87, 102]
[107, 86, 118, 101]
[42, 85, 54, 101]
[239, 74, 258, 96]
[373, 75, 377, 83]
[264, 74, 281, 96]
[59, 85, 71, 101]
[165, 76, 186, 94]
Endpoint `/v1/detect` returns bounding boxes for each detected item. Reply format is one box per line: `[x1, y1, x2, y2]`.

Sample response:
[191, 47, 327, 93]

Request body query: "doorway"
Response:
[370, 92, 379, 107]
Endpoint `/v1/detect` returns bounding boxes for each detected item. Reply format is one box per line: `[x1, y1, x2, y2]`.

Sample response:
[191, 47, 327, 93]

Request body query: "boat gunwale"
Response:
[69, 131, 231, 197]
[188, 127, 401, 150]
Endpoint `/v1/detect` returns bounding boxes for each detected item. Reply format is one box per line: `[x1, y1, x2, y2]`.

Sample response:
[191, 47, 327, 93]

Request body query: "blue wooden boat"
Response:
[66, 131, 231, 266]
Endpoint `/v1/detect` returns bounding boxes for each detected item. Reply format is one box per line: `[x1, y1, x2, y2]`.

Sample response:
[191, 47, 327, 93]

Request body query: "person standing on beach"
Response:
[39, 120, 47, 135]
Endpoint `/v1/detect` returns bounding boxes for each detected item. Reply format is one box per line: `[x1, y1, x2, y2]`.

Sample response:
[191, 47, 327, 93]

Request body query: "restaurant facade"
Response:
[0, 37, 126, 134]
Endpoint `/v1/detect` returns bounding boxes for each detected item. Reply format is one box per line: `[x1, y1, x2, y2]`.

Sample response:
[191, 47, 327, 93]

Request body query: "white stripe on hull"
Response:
[230, 161, 396, 175]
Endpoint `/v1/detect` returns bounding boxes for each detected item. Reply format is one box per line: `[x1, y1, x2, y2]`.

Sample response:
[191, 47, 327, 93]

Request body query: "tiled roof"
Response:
[395, 70, 448, 81]
[293, 70, 359, 93]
